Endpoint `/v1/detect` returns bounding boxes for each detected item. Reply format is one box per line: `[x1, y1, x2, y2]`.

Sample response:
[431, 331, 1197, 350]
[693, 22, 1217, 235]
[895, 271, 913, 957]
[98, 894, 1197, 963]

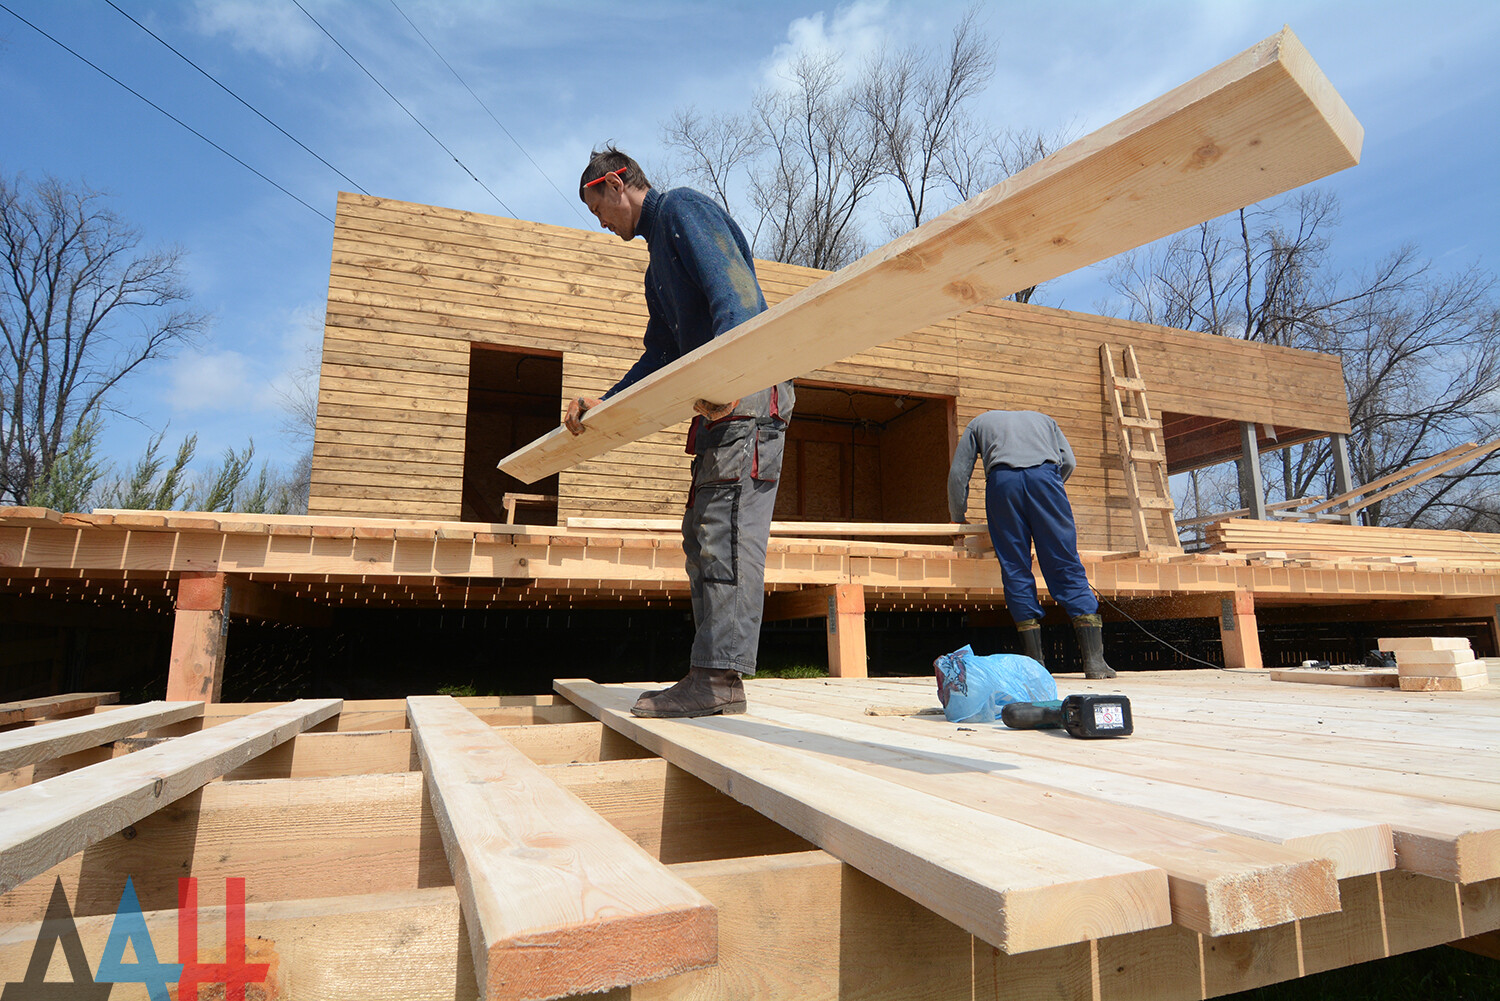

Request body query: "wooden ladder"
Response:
[1100, 344, 1181, 553]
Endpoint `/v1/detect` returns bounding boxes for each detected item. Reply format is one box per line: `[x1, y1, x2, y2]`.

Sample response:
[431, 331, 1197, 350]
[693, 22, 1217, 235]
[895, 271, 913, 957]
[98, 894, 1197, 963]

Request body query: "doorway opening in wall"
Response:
[776, 382, 955, 524]
[462, 345, 563, 525]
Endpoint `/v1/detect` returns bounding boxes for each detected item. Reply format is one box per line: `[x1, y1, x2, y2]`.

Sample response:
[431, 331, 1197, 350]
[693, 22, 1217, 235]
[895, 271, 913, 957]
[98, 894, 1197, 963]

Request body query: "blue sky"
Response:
[2, 0, 1497, 479]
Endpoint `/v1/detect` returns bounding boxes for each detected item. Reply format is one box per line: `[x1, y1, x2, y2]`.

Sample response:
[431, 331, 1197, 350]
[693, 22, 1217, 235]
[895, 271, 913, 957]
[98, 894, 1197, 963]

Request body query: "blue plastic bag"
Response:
[933, 644, 1058, 723]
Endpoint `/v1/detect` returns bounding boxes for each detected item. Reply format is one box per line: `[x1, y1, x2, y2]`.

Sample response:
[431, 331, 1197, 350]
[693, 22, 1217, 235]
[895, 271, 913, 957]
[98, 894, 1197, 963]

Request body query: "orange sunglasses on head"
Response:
[583, 166, 627, 189]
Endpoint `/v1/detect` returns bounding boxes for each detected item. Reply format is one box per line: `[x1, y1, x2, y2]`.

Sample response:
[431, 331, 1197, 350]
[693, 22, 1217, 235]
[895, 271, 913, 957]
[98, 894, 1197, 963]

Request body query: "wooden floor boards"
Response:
[1, 672, 1496, 999]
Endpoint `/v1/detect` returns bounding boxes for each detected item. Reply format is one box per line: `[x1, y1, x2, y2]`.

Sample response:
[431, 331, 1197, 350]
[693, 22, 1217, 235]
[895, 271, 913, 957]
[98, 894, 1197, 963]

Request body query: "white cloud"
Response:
[763, 0, 898, 88]
[168, 349, 258, 413]
[191, 0, 326, 66]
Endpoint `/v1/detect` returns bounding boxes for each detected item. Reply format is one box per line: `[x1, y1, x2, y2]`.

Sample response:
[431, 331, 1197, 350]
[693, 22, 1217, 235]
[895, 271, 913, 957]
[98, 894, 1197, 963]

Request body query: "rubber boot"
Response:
[1072, 613, 1117, 679]
[1016, 618, 1046, 667]
[632, 667, 747, 718]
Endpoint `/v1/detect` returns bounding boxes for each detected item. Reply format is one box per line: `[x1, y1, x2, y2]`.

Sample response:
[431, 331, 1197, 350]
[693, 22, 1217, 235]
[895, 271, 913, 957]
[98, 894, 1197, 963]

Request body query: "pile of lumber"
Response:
[1206, 518, 1500, 562]
[1381, 635, 1491, 692]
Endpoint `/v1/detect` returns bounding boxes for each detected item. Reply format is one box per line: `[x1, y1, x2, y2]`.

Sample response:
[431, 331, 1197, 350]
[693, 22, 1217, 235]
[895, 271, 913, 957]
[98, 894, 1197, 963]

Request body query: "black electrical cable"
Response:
[388, 0, 586, 223]
[0, 2, 332, 223]
[1091, 586, 1226, 669]
[104, 0, 368, 195]
[291, 0, 516, 217]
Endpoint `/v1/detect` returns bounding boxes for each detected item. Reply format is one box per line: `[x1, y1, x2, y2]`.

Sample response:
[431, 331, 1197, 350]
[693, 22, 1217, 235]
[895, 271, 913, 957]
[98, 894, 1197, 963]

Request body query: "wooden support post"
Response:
[1239, 423, 1268, 520]
[1331, 433, 1359, 526]
[168, 572, 231, 703]
[826, 583, 867, 679]
[1219, 590, 1264, 670]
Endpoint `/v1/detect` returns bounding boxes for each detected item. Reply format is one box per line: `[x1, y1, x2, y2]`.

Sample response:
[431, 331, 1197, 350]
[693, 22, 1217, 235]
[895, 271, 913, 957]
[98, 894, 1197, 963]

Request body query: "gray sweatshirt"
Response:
[948, 410, 1077, 521]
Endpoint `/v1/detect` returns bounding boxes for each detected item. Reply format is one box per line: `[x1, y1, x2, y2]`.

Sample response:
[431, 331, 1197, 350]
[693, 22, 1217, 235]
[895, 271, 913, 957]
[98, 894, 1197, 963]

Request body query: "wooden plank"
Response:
[500, 28, 1360, 482]
[0, 692, 120, 727]
[739, 697, 1341, 937]
[566, 517, 984, 536]
[405, 695, 716, 1000]
[555, 680, 1172, 953]
[0, 701, 203, 771]
[1270, 668, 1399, 688]
[0, 698, 341, 896]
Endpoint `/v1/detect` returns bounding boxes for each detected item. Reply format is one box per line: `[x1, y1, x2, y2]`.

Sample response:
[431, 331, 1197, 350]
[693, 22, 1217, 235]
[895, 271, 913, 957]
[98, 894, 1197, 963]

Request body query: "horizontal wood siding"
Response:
[312, 193, 1349, 550]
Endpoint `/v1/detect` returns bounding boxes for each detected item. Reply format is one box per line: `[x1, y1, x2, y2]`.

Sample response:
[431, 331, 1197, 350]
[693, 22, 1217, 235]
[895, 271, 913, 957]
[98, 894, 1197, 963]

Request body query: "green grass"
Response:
[749, 663, 828, 679]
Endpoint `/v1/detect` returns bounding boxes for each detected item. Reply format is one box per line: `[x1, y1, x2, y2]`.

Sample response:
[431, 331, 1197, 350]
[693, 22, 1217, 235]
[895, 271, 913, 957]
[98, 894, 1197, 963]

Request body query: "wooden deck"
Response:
[2, 669, 1497, 999]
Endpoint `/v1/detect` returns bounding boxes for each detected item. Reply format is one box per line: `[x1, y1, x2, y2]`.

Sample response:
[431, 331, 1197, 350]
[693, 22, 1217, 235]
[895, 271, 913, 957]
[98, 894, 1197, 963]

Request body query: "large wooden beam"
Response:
[405, 696, 716, 1000]
[499, 27, 1360, 482]
[0, 698, 340, 896]
[555, 680, 1172, 953]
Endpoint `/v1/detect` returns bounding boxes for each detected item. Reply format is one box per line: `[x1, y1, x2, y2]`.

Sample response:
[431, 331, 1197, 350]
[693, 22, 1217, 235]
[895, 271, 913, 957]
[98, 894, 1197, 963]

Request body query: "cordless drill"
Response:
[1001, 694, 1133, 738]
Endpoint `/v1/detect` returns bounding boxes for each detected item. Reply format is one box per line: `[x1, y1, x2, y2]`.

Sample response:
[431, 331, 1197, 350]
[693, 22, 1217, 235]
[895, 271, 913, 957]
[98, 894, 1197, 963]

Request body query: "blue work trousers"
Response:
[984, 462, 1098, 623]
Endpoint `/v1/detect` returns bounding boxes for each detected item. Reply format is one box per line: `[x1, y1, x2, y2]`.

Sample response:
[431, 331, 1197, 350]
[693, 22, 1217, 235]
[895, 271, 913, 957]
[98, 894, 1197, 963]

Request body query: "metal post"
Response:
[1238, 422, 1267, 520]
[1331, 433, 1359, 525]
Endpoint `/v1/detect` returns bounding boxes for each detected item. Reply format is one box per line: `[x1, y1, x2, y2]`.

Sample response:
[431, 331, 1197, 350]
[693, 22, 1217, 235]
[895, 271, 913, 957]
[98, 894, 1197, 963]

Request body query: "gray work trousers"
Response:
[681, 381, 795, 676]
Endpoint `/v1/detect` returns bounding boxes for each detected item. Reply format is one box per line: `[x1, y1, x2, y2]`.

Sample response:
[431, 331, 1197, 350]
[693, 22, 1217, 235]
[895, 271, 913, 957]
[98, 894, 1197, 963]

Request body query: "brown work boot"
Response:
[632, 667, 747, 718]
[1016, 618, 1046, 666]
[639, 672, 690, 700]
[1072, 613, 1117, 679]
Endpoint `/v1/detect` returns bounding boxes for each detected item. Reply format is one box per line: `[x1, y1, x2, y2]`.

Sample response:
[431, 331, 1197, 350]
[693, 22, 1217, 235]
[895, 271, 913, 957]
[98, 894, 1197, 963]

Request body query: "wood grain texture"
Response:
[405, 695, 716, 1000]
[554, 680, 1172, 953]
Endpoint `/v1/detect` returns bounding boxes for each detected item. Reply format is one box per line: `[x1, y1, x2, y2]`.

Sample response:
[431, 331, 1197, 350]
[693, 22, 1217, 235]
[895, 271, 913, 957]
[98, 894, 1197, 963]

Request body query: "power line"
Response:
[291, 0, 516, 217]
[0, 2, 332, 223]
[388, 0, 586, 223]
[104, 0, 368, 195]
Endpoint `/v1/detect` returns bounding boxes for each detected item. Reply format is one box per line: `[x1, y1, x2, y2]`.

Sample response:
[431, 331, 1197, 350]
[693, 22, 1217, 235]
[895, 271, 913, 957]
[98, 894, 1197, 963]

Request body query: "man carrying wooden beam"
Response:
[566, 147, 795, 718]
[949, 410, 1116, 679]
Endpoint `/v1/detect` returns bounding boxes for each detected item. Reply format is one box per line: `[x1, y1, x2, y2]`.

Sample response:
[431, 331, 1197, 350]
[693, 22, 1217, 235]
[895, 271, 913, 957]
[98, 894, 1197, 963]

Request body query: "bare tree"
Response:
[862, 8, 994, 229]
[746, 52, 885, 270]
[1108, 190, 1500, 528]
[661, 108, 764, 228]
[0, 172, 207, 504]
[663, 10, 1010, 273]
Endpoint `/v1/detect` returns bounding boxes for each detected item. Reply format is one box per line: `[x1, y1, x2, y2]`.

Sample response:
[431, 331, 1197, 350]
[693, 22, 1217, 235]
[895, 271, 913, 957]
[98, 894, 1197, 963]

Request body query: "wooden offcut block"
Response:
[1398, 673, 1489, 692]
[1377, 636, 1472, 652]
[1392, 648, 1476, 667]
[1398, 659, 1487, 681]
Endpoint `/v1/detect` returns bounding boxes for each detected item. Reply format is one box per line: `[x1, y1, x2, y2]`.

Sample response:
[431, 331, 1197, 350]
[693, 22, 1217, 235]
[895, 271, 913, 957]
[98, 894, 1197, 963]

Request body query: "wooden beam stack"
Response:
[1379, 636, 1491, 692]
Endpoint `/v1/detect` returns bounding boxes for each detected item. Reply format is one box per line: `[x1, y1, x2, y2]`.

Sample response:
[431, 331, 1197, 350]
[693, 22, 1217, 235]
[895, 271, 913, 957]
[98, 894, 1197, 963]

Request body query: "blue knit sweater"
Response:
[605, 187, 766, 397]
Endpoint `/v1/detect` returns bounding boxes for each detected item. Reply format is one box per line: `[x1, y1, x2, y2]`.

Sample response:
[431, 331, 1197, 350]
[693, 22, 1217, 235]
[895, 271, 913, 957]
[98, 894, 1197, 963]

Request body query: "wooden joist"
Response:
[0, 701, 203, 771]
[405, 695, 716, 1000]
[499, 27, 1360, 482]
[0, 692, 120, 728]
[0, 698, 340, 896]
[555, 680, 1173, 953]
